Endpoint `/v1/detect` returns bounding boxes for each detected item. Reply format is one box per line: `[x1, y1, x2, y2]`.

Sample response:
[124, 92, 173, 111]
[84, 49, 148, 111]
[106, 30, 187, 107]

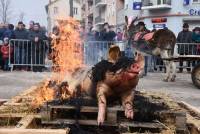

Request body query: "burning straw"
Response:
[32, 18, 84, 108]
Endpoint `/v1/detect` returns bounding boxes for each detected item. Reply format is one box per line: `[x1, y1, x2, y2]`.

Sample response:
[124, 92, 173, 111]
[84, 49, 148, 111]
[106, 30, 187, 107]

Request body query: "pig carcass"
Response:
[77, 46, 144, 125]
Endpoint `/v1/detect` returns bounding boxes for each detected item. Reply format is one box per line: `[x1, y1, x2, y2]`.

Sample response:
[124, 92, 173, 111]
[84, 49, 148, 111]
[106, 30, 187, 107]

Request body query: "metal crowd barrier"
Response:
[9, 39, 49, 71]
[84, 41, 132, 66]
[83, 41, 159, 72]
[174, 43, 200, 71]
[84, 42, 200, 72]
[7, 40, 199, 72]
[175, 43, 200, 56]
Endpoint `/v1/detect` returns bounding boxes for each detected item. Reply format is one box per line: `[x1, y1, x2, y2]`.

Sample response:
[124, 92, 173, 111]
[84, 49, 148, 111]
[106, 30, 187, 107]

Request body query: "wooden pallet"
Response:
[40, 96, 188, 134]
[0, 85, 70, 134]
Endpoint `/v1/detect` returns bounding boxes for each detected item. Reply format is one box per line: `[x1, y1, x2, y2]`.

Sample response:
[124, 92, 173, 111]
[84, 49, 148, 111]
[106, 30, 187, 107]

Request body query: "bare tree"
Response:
[0, 0, 12, 23]
[69, 0, 73, 17]
[18, 12, 25, 22]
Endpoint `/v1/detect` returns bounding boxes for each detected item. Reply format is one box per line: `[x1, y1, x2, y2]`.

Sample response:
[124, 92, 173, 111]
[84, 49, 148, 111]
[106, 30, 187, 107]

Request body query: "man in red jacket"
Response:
[0, 37, 13, 71]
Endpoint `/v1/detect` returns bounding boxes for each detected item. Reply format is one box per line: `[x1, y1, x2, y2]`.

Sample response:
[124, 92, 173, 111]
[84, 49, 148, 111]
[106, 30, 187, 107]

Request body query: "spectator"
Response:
[136, 21, 150, 76]
[28, 23, 46, 72]
[0, 37, 13, 71]
[192, 27, 200, 43]
[14, 21, 29, 70]
[100, 23, 116, 41]
[107, 25, 116, 41]
[177, 23, 193, 72]
[192, 27, 200, 56]
[100, 22, 109, 41]
[116, 28, 123, 41]
[3, 24, 15, 39]
[14, 22, 28, 39]
[135, 21, 150, 40]
[86, 27, 101, 41]
[29, 21, 34, 31]
[0, 23, 6, 41]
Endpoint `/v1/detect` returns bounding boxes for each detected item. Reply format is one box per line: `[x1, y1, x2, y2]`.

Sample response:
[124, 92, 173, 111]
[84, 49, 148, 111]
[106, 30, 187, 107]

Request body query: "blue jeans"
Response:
[15, 46, 25, 65]
[3, 58, 9, 70]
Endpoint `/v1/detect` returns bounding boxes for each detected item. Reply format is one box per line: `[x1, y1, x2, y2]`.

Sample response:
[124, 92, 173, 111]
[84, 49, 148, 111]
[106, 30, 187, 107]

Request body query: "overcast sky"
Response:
[10, 0, 49, 27]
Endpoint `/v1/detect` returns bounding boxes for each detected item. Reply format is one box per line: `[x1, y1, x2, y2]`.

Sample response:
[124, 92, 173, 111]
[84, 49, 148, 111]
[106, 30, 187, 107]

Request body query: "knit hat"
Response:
[183, 23, 189, 28]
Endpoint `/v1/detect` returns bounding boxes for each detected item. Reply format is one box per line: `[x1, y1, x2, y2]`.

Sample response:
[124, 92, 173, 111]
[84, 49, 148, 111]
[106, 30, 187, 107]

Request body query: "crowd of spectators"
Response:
[0, 21, 47, 71]
[0, 20, 200, 73]
[177, 23, 200, 73]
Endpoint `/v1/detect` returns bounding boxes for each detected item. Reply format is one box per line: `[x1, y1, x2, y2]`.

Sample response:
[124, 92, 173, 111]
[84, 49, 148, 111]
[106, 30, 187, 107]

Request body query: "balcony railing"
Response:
[95, 16, 105, 24]
[142, 0, 172, 10]
[95, 0, 107, 7]
[88, 6, 94, 16]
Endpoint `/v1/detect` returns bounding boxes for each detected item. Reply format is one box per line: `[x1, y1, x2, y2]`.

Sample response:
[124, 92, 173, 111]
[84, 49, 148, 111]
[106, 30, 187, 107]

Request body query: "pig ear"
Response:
[125, 16, 129, 26]
[135, 52, 144, 70]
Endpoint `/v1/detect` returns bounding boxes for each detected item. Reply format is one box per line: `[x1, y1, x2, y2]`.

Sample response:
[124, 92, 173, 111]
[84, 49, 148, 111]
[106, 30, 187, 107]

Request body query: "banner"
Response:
[133, 2, 142, 10]
[183, 0, 190, 5]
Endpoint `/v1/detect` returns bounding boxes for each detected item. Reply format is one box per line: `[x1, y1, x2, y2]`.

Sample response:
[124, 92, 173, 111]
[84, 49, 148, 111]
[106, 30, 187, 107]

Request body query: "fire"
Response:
[52, 18, 83, 82]
[32, 81, 55, 108]
[31, 18, 84, 108]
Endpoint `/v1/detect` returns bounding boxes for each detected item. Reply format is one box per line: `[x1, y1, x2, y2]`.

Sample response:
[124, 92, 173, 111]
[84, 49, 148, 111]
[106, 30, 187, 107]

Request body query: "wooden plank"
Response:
[186, 114, 200, 134]
[179, 101, 200, 117]
[42, 119, 112, 126]
[50, 105, 124, 112]
[0, 129, 69, 134]
[107, 111, 117, 124]
[120, 122, 164, 129]
[42, 119, 164, 128]
[15, 115, 36, 129]
[175, 112, 187, 133]
[0, 99, 9, 106]
[0, 113, 41, 118]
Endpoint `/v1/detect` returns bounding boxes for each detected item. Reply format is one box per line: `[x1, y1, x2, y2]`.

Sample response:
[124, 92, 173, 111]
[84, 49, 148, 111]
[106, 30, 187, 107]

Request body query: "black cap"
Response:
[183, 23, 189, 28]
[138, 21, 145, 26]
[193, 27, 200, 31]
[18, 21, 23, 25]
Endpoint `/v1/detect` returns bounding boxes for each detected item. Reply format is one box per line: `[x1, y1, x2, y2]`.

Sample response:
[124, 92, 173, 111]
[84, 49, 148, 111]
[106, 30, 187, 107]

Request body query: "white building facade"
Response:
[125, 0, 200, 35]
[46, 0, 82, 32]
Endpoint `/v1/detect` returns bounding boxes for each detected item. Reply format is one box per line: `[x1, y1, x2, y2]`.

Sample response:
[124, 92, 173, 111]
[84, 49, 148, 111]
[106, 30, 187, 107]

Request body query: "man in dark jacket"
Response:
[177, 23, 193, 72]
[3, 24, 15, 39]
[14, 21, 29, 70]
[28, 23, 46, 72]
[0, 24, 6, 41]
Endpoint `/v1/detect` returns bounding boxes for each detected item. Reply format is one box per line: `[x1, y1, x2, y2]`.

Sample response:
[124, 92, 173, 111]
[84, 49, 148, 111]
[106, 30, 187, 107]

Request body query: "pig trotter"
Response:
[97, 93, 106, 126]
[124, 102, 134, 119]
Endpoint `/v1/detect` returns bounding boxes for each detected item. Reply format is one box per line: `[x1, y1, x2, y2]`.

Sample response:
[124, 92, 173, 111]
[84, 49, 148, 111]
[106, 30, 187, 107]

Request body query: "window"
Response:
[54, 7, 58, 14]
[193, 0, 200, 3]
[73, 7, 78, 15]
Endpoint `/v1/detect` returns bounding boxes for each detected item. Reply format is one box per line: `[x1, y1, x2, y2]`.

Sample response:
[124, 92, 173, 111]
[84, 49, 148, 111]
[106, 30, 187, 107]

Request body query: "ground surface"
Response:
[138, 72, 200, 110]
[0, 71, 200, 110]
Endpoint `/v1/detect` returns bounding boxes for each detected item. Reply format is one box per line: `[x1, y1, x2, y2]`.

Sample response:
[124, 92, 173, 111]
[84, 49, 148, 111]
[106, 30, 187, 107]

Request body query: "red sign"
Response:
[152, 18, 167, 23]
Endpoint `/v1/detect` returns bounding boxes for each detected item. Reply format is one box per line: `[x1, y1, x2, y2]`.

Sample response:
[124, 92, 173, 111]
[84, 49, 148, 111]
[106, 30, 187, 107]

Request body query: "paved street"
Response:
[138, 72, 200, 110]
[0, 71, 50, 99]
[0, 71, 200, 109]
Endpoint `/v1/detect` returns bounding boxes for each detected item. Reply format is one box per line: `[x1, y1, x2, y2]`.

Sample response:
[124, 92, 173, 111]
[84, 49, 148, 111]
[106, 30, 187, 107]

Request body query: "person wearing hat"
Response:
[177, 23, 193, 73]
[192, 27, 200, 56]
[137, 21, 150, 33]
[192, 27, 200, 43]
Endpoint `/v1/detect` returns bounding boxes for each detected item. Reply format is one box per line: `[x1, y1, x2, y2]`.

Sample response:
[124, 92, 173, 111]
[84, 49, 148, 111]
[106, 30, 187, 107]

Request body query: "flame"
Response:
[52, 18, 83, 82]
[32, 81, 55, 108]
[31, 18, 84, 107]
